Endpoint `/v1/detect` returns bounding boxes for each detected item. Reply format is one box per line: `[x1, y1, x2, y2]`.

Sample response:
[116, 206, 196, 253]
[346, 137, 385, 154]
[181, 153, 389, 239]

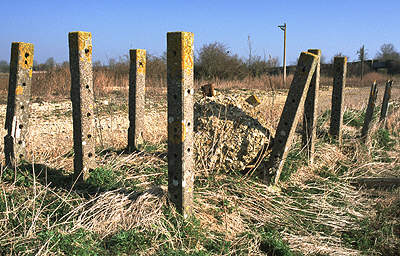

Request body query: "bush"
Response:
[195, 42, 247, 80]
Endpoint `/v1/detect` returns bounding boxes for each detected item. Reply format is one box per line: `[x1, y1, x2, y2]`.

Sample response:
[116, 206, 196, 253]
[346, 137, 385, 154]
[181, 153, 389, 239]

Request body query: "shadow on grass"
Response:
[1, 162, 165, 201]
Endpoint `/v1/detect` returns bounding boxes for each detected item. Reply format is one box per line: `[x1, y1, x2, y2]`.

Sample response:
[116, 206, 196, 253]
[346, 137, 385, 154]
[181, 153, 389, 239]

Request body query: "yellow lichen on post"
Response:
[70, 31, 92, 63]
[136, 49, 146, 75]
[182, 32, 194, 77]
[15, 86, 23, 95]
[17, 43, 34, 70]
[69, 31, 96, 181]
[167, 32, 195, 218]
[168, 121, 186, 144]
[4, 42, 34, 167]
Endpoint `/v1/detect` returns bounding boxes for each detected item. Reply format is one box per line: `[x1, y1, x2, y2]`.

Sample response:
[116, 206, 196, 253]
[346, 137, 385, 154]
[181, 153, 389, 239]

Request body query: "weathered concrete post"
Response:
[329, 56, 347, 143]
[128, 49, 146, 152]
[361, 81, 378, 140]
[265, 52, 318, 184]
[167, 32, 194, 218]
[69, 31, 96, 181]
[380, 80, 392, 122]
[302, 49, 321, 164]
[4, 42, 34, 167]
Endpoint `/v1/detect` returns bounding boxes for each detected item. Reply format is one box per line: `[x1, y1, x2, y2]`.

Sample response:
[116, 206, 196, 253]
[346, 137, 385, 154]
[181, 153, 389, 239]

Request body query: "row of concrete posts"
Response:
[3, 31, 195, 217]
[3, 32, 393, 218]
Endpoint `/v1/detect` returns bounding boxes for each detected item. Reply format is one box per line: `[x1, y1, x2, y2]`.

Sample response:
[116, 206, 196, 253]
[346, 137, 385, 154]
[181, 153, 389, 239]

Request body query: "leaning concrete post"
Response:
[69, 31, 96, 181]
[379, 80, 392, 122]
[302, 49, 320, 165]
[265, 52, 318, 184]
[167, 32, 194, 218]
[128, 49, 146, 152]
[361, 81, 378, 140]
[329, 56, 347, 144]
[4, 42, 34, 167]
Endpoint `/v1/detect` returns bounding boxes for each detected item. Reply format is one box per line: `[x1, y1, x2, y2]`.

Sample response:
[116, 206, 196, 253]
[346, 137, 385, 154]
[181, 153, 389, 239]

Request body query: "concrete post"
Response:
[167, 32, 194, 218]
[361, 81, 378, 140]
[380, 80, 392, 122]
[201, 83, 215, 97]
[4, 42, 34, 167]
[69, 31, 96, 181]
[128, 49, 146, 152]
[329, 56, 347, 144]
[265, 52, 318, 184]
[302, 49, 320, 165]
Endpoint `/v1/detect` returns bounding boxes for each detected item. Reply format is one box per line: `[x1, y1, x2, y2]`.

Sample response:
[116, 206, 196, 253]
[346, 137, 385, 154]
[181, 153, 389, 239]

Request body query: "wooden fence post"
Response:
[167, 32, 194, 218]
[302, 49, 320, 165]
[69, 31, 96, 181]
[361, 81, 378, 141]
[128, 49, 146, 152]
[265, 52, 318, 184]
[380, 80, 392, 122]
[329, 56, 347, 144]
[4, 42, 34, 167]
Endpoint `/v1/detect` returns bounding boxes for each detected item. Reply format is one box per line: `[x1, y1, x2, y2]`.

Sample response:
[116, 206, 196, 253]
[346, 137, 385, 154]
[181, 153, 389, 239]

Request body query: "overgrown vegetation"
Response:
[0, 85, 400, 255]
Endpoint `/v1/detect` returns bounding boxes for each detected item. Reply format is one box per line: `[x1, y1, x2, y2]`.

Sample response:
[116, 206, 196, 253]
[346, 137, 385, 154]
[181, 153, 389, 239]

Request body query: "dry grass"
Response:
[0, 72, 399, 255]
[0, 68, 393, 102]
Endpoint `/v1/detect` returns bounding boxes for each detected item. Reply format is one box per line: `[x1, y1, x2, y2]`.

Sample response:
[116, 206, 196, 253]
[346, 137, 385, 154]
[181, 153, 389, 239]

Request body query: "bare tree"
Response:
[376, 43, 400, 61]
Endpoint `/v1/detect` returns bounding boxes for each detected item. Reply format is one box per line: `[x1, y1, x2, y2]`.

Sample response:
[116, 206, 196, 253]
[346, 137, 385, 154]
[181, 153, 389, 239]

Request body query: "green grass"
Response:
[87, 167, 121, 191]
[280, 143, 306, 182]
[341, 200, 400, 255]
[343, 109, 365, 128]
[258, 226, 302, 256]
[373, 128, 397, 150]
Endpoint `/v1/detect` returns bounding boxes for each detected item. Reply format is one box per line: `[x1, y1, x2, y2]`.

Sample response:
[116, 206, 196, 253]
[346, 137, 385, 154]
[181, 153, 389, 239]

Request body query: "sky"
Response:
[1, 0, 399, 65]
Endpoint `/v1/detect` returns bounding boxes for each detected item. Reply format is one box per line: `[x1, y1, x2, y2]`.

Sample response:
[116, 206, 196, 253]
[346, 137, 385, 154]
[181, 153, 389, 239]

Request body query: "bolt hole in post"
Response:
[24, 60, 27, 65]
[187, 147, 191, 153]
[19, 154, 23, 158]
[20, 105, 24, 109]
[88, 152, 93, 158]
[85, 48, 90, 54]
[22, 83, 26, 86]
[87, 134, 92, 139]
[87, 112, 91, 117]
[19, 124, 23, 129]
[86, 85, 89, 89]
[18, 140, 22, 145]
[25, 53, 29, 58]
[187, 89, 191, 95]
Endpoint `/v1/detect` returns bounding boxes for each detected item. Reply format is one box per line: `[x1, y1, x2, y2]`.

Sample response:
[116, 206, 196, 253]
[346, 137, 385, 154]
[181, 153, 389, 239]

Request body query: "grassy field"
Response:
[0, 74, 399, 255]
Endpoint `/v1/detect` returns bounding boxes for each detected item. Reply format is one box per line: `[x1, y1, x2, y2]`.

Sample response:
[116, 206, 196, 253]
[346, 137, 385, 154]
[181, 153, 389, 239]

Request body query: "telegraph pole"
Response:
[278, 23, 287, 87]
